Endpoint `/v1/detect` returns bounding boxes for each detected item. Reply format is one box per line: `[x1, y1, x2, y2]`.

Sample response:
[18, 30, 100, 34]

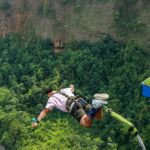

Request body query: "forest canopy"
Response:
[0, 33, 149, 150]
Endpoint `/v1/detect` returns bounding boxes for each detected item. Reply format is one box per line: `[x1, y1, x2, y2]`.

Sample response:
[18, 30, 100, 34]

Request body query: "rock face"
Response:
[0, 0, 149, 48]
[0, 145, 5, 150]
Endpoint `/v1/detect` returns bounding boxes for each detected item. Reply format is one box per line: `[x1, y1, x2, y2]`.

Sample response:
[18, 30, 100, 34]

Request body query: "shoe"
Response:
[92, 99, 108, 109]
[94, 93, 109, 100]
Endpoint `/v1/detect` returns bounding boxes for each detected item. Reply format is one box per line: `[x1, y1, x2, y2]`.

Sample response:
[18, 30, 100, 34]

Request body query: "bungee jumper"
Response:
[32, 84, 109, 128]
[32, 83, 147, 150]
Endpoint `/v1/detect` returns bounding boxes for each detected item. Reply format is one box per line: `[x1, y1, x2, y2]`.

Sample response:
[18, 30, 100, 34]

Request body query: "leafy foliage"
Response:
[0, 1, 10, 11]
[114, 0, 146, 36]
[0, 34, 149, 149]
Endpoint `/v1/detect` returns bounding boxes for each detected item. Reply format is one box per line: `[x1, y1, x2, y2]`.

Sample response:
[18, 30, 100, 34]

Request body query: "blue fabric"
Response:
[141, 84, 150, 98]
[86, 108, 99, 120]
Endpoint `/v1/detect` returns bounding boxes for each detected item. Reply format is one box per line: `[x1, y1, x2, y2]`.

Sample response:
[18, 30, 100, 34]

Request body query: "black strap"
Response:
[53, 91, 84, 112]
[58, 91, 75, 100]
[51, 95, 63, 102]
[51, 91, 76, 112]
[128, 126, 134, 133]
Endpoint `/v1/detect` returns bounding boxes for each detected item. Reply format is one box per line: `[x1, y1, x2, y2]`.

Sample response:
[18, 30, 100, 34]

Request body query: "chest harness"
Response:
[53, 92, 91, 122]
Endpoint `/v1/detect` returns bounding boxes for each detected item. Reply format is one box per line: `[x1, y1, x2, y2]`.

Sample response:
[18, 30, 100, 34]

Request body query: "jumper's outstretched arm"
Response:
[32, 108, 50, 128]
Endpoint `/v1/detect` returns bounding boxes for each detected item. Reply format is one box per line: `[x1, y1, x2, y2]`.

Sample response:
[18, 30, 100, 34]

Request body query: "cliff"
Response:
[0, 0, 149, 48]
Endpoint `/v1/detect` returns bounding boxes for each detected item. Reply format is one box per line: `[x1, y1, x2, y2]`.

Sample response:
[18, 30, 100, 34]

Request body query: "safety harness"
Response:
[57, 91, 91, 122]
[60, 92, 82, 110]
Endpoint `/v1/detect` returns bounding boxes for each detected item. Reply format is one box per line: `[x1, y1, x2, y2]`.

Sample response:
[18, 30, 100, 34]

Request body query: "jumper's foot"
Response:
[93, 93, 109, 100]
[92, 93, 109, 109]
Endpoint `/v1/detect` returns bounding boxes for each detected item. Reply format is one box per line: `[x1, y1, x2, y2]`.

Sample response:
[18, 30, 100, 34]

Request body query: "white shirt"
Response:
[45, 88, 75, 112]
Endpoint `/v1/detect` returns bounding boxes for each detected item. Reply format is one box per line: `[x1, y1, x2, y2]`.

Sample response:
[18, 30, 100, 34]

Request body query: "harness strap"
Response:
[58, 91, 75, 101]
[53, 91, 76, 112]
[51, 93, 74, 112]
[51, 95, 62, 102]
[58, 91, 86, 112]
[52, 91, 88, 119]
[68, 102, 75, 112]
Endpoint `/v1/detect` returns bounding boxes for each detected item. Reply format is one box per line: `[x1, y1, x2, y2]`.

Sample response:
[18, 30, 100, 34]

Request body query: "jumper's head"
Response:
[45, 88, 57, 97]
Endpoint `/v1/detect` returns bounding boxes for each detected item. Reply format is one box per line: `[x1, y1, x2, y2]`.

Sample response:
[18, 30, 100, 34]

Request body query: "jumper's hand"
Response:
[70, 84, 74, 92]
[32, 118, 39, 128]
[32, 122, 38, 128]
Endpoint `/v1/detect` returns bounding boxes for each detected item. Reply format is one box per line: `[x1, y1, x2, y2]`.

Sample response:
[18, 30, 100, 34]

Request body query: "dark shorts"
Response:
[66, 98, 92, 122]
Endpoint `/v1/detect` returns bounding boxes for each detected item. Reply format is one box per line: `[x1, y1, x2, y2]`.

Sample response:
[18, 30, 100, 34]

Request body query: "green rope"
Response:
[103, 106, 138, 136]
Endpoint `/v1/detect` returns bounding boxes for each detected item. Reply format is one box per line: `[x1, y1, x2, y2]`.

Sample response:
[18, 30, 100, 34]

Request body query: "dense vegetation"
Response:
[0, 33, 149, 150]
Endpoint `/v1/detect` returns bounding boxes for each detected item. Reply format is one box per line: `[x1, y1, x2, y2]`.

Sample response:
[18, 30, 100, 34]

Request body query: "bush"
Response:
[0, 1, 10, 11]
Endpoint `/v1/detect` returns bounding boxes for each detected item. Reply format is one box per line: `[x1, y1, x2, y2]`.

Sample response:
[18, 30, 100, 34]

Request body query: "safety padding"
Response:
[141, 77, 150, 98]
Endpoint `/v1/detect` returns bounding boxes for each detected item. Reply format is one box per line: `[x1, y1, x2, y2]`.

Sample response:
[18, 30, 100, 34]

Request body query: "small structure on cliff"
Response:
[53, 40, 64, 53]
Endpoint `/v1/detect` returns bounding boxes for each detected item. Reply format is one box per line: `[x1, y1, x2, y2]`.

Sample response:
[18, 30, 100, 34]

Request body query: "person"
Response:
[32, 84, 108, 128]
